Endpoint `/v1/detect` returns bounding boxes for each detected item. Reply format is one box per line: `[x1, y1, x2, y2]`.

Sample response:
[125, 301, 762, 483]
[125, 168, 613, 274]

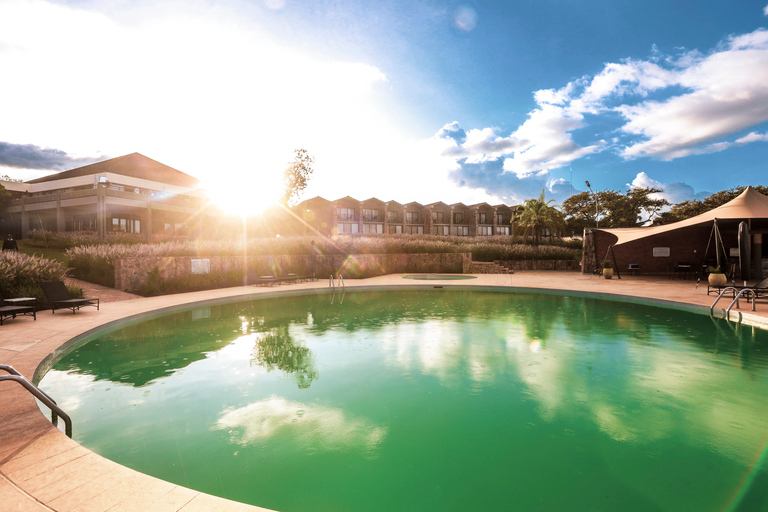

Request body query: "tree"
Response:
[561, 187, 668, 229]
[280, 149, 314, 206]
[517, 189, 565, 246]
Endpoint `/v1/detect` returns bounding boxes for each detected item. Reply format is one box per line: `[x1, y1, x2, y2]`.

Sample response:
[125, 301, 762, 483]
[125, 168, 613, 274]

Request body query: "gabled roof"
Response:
[295, 196, 332, 209]
[450, 202, 469, 209]
[361, 197, 386, 205]
[598, 186, 768, 247]
[27, 153, 200, 188]
[469, 202, 493, 209]
[405, 201, 424, 208]
[333, 195, 360, 204]
[426, 201, 450, 208]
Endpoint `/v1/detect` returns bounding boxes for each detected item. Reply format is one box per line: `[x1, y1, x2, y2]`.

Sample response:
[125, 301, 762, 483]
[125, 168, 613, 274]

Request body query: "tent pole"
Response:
[609, 245, 621, 279]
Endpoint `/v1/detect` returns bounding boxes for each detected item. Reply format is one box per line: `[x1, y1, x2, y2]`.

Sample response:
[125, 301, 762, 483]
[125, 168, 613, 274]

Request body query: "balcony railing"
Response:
[362, 216, 383, 222]
[336, 214, 355, 221]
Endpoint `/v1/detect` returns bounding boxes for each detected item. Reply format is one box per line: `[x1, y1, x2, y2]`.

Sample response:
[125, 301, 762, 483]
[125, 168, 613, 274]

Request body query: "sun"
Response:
[203, 172, 283, 217]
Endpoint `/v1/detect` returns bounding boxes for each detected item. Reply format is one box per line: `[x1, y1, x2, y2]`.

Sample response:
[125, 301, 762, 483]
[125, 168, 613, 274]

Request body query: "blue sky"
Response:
[1, 0, 767, 211]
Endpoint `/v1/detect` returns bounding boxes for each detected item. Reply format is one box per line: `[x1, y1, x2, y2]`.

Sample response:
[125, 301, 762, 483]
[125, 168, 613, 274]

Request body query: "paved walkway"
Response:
[2, 272, 767, 511]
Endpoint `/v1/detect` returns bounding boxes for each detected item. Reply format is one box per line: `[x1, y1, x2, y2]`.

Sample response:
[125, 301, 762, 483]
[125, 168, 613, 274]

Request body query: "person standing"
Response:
[2, 234, 18, 251]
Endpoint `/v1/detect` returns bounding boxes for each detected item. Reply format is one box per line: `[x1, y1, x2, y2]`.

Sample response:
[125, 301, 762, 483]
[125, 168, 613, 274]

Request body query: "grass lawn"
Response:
[17, 240, 70, 265]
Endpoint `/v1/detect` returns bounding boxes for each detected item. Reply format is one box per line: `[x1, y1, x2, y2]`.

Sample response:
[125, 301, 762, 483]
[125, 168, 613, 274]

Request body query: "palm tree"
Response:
[517, 189, 565, 246]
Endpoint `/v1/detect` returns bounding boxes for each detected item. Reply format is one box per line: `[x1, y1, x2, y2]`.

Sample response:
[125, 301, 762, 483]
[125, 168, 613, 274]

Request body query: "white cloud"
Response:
[439, 27, 768, 203]
[629, 171, 709, 204]
[214, 396, 388, 452]
[764, 4, 768, 16]
[619, 29, 768, 160]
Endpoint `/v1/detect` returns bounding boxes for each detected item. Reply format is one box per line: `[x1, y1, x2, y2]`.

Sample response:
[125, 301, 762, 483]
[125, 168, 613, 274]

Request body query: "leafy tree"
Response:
[0, 183, 10, 206]
[517, 189, 565, 246]
[562, 187, 668, 229]
[656, 185, 768, 224]
[280, 149, 314, 206]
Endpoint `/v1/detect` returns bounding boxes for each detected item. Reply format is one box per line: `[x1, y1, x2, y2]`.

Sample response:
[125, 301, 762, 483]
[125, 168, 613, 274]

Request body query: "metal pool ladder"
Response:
[329, 274, 345, 289]
[710, 286, 756, 320]
[0, 364, 72, 438]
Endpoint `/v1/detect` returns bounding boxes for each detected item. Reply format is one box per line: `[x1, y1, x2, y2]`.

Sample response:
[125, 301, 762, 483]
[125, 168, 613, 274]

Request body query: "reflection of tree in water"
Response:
[251, 326, 318, 389]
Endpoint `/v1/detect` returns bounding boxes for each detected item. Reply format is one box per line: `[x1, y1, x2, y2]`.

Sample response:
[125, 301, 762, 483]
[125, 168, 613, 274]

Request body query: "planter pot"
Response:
[603, 268, 614, 279]
[708, 273, 727, 287]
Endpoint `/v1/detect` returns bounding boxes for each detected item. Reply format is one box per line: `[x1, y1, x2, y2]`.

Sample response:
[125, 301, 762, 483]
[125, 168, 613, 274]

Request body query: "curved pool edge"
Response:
[3, 272, 768, 511]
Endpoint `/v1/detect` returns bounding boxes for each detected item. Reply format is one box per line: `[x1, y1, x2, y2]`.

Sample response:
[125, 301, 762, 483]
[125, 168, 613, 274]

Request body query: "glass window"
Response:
[363, 209, 379, 222]
[406, 211, 419, 223]
[478, 213, 487, 224]
[453, 212, 464, 224]
[434, 211, 445, 223]
[389, 225, 402, 234]
[496, 213, 504, 224]
[337, 208, 354, 221]
[388, 211, 399, 222]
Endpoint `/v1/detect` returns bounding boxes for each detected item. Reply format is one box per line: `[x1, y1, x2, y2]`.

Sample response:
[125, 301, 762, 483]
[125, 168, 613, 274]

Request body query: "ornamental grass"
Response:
[0, 251, 71, 300]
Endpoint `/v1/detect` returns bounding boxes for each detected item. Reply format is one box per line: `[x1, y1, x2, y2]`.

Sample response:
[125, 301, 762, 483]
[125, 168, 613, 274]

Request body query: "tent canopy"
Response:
[595, 186, 768, 247]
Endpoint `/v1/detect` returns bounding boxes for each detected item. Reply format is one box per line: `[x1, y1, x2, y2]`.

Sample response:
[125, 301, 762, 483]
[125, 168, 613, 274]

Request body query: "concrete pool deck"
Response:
[2, 271, 768, 511]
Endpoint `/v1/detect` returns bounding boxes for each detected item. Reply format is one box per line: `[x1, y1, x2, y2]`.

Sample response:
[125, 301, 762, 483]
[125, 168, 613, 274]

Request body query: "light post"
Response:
[585, 180, 599, 228]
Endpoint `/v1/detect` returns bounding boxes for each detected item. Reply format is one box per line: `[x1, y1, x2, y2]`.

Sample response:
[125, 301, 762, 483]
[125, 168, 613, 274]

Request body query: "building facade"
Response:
[0, 153, 211, 240]
[294, 197, 517, 237]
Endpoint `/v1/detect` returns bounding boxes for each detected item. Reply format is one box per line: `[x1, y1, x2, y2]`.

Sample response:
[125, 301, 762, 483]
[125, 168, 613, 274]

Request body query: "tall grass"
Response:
[66, 234, 581, 287]
[0, 251, 69, 300]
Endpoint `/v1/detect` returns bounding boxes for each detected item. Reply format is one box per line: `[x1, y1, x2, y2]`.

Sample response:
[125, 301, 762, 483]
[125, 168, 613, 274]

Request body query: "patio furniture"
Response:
[708, 277, 768, 297]
[40, 281, 99, 314]
[0, 294, 36, 325]
[627, 263, 640, 276]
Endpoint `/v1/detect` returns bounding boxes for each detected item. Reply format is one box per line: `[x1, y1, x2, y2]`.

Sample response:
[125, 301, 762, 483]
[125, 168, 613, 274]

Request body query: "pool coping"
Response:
[3, 272, 768, 511]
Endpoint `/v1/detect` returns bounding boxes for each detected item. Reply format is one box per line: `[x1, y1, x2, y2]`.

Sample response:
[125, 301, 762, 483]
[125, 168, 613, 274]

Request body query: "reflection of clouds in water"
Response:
[214, 396, 387, 453]
[376, 316, 768, 460]
[380, 320, 522, 385]
[39, 370, 96, 412]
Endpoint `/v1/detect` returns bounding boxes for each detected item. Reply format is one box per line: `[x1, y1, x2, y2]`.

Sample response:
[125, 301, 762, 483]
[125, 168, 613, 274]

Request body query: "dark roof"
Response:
[27, 153, 200, 188]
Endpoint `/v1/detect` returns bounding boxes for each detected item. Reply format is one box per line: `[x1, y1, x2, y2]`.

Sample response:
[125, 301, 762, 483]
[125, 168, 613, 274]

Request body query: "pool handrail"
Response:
[0, 364, 72, 438]
[711, 286, 757, 319]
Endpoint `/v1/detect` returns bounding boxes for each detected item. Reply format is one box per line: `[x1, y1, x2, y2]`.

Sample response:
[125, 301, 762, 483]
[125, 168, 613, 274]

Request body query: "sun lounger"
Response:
[0, 294, 36, 325]
[707, 277, 768, 297]
[40, 281, 99, 314]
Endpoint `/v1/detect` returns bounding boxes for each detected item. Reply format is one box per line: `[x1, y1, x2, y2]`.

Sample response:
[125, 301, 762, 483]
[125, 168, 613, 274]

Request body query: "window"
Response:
[387, 211, 400, 222]
[111, 215, 140, 233]
[363, 223, 383, 234]
[337, 223, 359, 234]
[389, 225, 402, 234]
[406, 225, 424, 234]
[478, 213, 487, 224]
[496, 213, 504, 225]
[432, 225, 449, 235]
[453, 212, 464, 224]
[434, 211, 445, 223]
[363, 209, 379, 222]
[73, 214, 96, 231]
[406, 211, 420, 223]
[478, 226, 493, 236]
[337, 208, 354, 221]
[495, 226, 510, 235]
[453, 226, 469, 236]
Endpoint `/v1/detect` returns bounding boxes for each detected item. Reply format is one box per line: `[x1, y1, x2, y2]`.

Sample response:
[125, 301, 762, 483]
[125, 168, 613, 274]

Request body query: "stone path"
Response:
[64, 277, 141, 303]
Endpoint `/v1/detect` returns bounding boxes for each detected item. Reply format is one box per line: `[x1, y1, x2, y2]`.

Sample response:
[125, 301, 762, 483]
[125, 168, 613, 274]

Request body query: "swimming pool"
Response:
[39, 289, 768, 511]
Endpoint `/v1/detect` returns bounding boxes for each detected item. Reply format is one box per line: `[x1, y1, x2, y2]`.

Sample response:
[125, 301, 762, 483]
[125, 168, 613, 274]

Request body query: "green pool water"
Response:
[39, 290, 768, 512]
